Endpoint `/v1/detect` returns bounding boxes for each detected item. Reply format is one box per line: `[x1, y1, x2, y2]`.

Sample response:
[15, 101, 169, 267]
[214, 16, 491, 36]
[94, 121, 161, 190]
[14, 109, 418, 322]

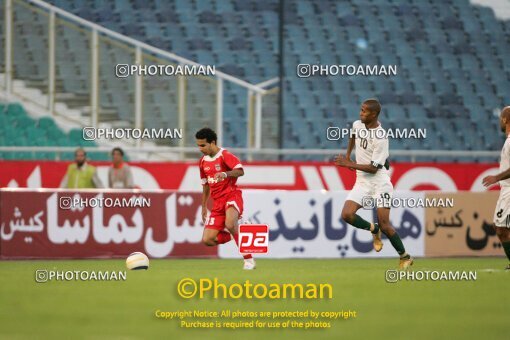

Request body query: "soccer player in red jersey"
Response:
[196, 127, 255, 270]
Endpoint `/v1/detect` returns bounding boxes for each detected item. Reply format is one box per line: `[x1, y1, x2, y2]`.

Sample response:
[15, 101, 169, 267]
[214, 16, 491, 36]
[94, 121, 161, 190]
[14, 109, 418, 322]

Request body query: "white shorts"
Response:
[346, 180, 394, 209]
[494, 186, 510, 228]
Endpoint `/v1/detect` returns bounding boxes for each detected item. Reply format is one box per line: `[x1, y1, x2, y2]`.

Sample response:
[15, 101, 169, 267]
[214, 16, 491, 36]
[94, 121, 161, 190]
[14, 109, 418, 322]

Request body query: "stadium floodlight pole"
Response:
[90, 29, 99, 127]
[4, 0, 13, 96]
[216, 78, 223, 147]
[48, 9, 55, 115]
[134, 46, 143, 148]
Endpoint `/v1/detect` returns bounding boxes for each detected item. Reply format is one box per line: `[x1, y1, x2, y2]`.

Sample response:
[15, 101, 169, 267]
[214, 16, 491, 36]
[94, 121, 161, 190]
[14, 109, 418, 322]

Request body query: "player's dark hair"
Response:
[111, 147, 124, 156]
[363, 98, 381, 115]
[195, 127, 217, 144]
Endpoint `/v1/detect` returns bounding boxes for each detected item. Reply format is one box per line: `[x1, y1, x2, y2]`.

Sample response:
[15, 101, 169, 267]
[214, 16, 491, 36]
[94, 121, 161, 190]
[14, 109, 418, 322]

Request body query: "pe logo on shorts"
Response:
[238, 224, 269, 254]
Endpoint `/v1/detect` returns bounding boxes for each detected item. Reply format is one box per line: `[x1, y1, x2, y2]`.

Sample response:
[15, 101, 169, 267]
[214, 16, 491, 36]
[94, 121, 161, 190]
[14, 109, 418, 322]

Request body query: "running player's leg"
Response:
[202, 213, 231, 246]
[342, 187, 382, 252]
[376, 207, 413, 269]
[341, 200, 369, 230]
[342, 183, 380, 235]
[224, 206, 240, 237]
[224, 205, 256, 269]
[376, 207, 404, 253]
[495, 227, 510, 269]
[202, 228, 232, 246]
[225, 207, 253, 259]
[202, 228, 220, 246]
[493, 189, 510, 269]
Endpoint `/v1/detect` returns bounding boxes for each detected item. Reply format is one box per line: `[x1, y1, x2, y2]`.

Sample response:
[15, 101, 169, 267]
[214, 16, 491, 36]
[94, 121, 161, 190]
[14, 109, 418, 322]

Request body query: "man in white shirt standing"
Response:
[335, 99, 413, 270]
[482, 106, 510, 270]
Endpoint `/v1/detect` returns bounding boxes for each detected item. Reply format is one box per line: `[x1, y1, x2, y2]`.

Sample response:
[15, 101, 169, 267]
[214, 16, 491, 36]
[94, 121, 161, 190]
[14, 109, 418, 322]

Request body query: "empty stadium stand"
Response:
[282, 0, 509, 161]
[0, 101, 102, 160]
[1, 0, 508, 162]
[40, 0, 279, 148]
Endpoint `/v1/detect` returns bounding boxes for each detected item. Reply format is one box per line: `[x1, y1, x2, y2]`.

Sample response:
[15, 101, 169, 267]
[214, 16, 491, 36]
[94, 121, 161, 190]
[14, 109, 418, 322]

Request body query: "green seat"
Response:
[7, 103, 26, 117]
[30, 136, 48, 146]
[79, 139, 96, 147]
[6, 115, 21, 125]
[34, 151, 57, 160]
[24, 127, 45, 139]
[15, 152, 32, 160]
[6, 137, 26, 146]
[1, 153, 15, 160]
[45, 152, 57, 160]
[16, 116, 36, 129]
[88, 151, 108, 161]
[0, 102, 99, 160]
[68, 128, 84, 142]
[38, 117, 57, 129]
[57, 138, 70, 146]
[61, 152, 75, 160]
[4, 129, 17, 140]
[47, 127, 67, 140]
[45, 138, 60, 146]
[34, 151, 48, 159]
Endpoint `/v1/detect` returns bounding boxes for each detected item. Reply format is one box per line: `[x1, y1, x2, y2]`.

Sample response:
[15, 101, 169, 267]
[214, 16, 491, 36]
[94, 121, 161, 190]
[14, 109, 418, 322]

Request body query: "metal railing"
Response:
[2, 0, 277, 149]
[0, 146, 500, 163]
[0, 0, 501, 163]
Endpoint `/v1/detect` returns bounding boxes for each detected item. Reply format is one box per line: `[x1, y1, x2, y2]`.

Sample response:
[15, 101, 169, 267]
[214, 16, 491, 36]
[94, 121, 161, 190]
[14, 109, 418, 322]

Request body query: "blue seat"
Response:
[382, 104, 407, 120]
[76, 7, 95, 21]
[19, 0, 510, 156]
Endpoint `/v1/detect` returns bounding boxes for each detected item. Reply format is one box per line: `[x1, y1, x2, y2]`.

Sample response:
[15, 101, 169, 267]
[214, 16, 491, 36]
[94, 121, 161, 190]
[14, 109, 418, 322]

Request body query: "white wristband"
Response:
[221, 172, 228, 178]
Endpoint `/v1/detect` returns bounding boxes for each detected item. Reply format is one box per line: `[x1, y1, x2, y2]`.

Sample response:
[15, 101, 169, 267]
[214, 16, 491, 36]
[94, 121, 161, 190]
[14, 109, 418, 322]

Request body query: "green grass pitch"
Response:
[0, 258, 507, 339]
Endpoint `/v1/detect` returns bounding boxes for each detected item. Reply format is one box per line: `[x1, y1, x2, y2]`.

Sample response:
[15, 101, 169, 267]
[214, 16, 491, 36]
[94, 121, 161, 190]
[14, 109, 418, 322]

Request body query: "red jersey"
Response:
[199, 148, 243, 199]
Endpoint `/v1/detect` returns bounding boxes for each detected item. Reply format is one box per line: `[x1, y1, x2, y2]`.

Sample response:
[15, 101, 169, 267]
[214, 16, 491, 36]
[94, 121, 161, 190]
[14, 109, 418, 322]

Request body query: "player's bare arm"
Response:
[346, 135, 355, 160]
[482, 167, 510, 187]
[201, 183, 210, 223]
[345, 135, 356, 171]
[214, 168, 244, 182]
[334, 154, 378, 174]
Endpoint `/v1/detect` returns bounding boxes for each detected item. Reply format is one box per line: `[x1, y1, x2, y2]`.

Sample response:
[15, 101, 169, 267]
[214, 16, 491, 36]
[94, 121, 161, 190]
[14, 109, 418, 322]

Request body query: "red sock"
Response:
[232, 232, 253, 259]
[216, 231, 232, 244]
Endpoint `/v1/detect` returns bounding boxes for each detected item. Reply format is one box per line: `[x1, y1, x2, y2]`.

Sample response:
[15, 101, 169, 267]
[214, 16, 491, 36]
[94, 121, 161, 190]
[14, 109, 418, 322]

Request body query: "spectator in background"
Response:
[60, 148, 103, 188]
[108, 147, 134, 189]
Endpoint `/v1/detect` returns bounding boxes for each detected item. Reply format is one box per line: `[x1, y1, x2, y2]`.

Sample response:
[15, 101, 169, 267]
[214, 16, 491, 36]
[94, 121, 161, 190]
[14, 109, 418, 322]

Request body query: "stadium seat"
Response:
[13, 0, 508, 162]
[0, 102, 99, 160]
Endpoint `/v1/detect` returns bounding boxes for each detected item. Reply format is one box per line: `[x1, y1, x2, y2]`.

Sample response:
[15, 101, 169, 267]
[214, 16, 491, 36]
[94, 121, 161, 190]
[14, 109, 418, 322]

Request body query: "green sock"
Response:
[502, 241, 510, 261]
[371, 223, 380, 235]
[350, 214, 371, 231]
[388, 232, 406, 256]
